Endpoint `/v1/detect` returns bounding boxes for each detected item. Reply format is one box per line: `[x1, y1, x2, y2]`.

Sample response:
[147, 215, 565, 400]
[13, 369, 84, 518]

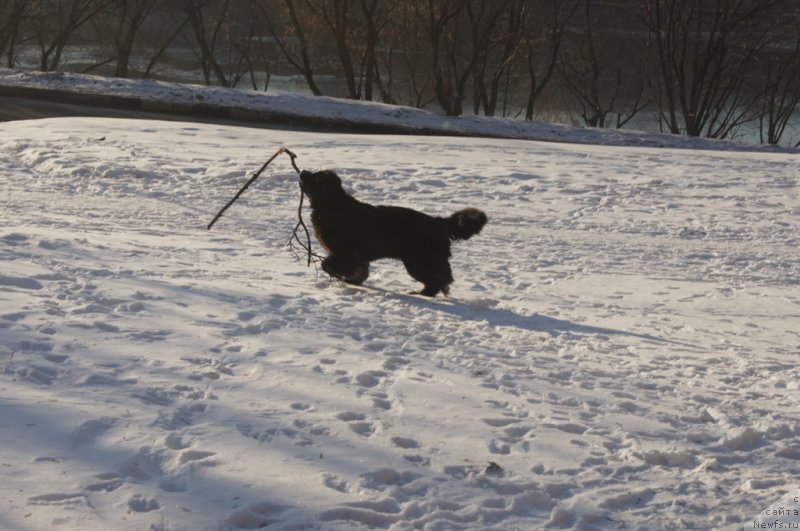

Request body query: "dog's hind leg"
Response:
[322, 255, 370, 286]
[344, 261, 369, 285]
[403, 257, 453, 297]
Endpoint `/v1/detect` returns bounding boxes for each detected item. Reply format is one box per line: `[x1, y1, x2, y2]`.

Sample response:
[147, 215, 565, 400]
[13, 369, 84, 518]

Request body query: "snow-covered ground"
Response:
[0, 111, 798, 531]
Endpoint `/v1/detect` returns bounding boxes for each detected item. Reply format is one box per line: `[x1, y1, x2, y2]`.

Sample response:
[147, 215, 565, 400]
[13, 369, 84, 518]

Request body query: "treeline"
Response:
[1, 0, 799, 145]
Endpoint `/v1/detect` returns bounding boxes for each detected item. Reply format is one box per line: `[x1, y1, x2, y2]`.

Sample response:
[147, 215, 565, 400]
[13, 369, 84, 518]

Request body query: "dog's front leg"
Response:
[322, 255, 369, 286]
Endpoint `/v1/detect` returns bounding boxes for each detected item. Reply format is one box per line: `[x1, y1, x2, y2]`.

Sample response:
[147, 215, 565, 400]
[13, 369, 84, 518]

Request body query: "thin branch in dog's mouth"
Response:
[288, 187, 323, 268]
[207, 147, 322, 268]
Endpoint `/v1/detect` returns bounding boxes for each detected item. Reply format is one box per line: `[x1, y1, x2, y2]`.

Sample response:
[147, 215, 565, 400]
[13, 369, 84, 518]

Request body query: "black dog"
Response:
[299, 170, 487, 297]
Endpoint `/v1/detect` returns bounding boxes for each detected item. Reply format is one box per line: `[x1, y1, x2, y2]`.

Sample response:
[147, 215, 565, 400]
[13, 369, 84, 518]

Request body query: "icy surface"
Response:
[0, 117, 798, 530]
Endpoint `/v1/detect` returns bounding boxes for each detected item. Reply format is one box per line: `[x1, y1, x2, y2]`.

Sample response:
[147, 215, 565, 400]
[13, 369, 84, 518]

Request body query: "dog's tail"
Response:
[448, 208, 487, 240]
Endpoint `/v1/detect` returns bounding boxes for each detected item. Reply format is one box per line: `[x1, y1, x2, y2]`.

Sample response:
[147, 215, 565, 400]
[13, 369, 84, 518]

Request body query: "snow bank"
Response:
[2, 67, 796, 153]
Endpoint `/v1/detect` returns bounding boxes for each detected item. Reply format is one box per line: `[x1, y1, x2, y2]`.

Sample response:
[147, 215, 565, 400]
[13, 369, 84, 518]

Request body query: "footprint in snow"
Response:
[84, 473, 125, 493]
[42, 352, 69, 363]
[133, 387, 177, 406]
[178, 450, 216, 465]
[549, 422, 589, 435]
[336, 412, 365, 422]
[349, 422, 375, 437]
[390, 436, 420, 449]
[229, 501, 294, 529]
[115, 447, 166, 482]
[27, 492, 89, 506]
[77, 372, 137, 386]
[237, 422, 321, 446]
[70, 417, 116, 448]
[355, 370, 387, 388]
[93, 320, 121, 333]
[127, 494, 160, 512]
[371, 393, 392, 411]
[382, 356, 410, 372]
[489, 438, 511, 455]
[17, 339, 54, 352]
[154, 402, 209, 430]
[360, 468, 421, 490]
[482, 417, 521, 428]
[1, 232, 30, 245]
[0, 274, 43, 290]
[8, 364, 59, 385]
[336, 412, 375, 437]
[322, 473, 350, 493]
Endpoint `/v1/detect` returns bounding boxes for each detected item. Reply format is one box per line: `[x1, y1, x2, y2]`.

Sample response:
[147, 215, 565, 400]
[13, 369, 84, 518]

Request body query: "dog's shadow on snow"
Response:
[380, 290, 693, 348]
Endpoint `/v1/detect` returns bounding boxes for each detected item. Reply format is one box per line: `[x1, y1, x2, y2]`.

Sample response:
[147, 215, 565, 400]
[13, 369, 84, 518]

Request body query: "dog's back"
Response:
[358, 203, 451, 261]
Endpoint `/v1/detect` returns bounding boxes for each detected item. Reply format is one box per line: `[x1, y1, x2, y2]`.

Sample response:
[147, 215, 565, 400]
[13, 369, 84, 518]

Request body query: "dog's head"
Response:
[299, 170, 345, 207]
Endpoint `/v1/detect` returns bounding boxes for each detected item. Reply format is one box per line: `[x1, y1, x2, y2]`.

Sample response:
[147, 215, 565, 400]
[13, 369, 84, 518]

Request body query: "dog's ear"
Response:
[320, 170, 342, 188]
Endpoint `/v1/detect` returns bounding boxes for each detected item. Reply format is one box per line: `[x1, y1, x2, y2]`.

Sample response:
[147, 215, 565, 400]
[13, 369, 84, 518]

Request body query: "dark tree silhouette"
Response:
[643, 0, 779, 138]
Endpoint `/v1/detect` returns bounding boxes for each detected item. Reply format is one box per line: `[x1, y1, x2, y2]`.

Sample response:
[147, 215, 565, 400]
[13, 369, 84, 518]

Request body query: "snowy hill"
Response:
[2, 67, 797, 153]
[0, 113, 798, 530]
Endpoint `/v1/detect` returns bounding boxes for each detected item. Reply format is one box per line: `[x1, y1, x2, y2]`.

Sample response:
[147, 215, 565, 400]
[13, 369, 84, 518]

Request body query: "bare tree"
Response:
[112, 0, 158, 77]
[359, 0, 396, 102]
[255, 0, 324, 95]
[411, 0, 476, 116]
[182, 0, 231, 85]
[140, 3, 190, 79]
[258, 0, 396, 100]
[181, 0, 259, 87]
[238, 20, 274, 91]
[523, 0, 576, 121]
[558, 0, 648, 128]
[380, 2, 436, 107]
[469, 0, 526, 117]
[298, 0, 403, 104]
[28, 0, 111, 71]
[643, 0, 778, 138]
[87, 0, 160, 77]
[754, 21, 800, 145]
[0, 0, 29, 67]
[313, 0, 361, 98]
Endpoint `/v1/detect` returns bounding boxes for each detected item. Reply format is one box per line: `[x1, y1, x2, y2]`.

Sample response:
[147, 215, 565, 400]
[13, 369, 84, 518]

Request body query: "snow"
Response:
[1, 90, 799, 530]
[2, 67, 797, 153]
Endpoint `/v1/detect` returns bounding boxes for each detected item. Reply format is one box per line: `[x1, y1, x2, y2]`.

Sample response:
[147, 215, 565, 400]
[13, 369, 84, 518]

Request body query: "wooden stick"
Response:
[288, 189, 323, 267]
[283, 147, 301, 174]
[280, 148, 322, 267]
[207, 147, 322, 268]
[207, 147, 289, 230]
